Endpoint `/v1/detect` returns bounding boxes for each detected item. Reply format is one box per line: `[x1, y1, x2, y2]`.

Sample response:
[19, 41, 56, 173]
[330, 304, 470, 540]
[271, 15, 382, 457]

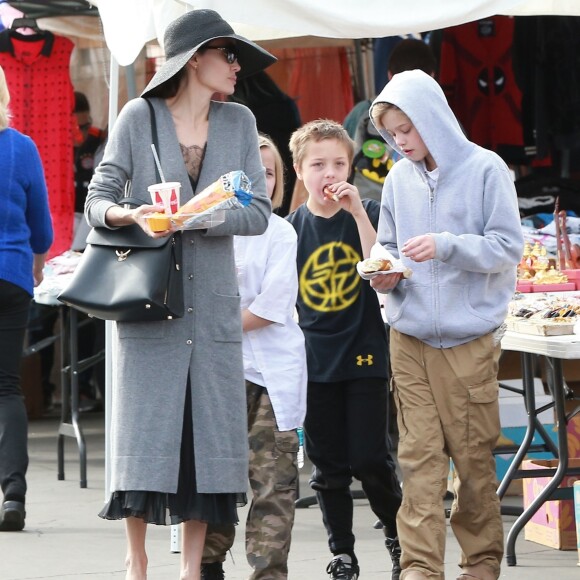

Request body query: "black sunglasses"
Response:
[203, 46, 239, 65]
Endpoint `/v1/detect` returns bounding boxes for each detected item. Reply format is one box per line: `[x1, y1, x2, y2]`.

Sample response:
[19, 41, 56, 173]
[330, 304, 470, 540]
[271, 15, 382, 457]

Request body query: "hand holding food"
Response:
[371, 272, 404, 293]
[146, 171, 253, 232]
[356, 242, 413, 282]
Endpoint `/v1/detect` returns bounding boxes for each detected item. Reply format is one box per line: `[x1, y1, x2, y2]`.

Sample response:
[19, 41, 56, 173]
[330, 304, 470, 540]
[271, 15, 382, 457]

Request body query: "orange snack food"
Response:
[146, 213, 171, 232]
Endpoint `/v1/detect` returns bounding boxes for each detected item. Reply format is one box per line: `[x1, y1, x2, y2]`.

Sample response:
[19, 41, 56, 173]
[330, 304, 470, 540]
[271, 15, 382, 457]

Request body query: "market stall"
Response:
[4, 0, 580, 566]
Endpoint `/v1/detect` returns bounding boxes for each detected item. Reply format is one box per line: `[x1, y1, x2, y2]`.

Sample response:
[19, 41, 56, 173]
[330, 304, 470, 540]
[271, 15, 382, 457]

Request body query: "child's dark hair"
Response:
[388, 38, 437, 77]
[289, 119, 355, 169]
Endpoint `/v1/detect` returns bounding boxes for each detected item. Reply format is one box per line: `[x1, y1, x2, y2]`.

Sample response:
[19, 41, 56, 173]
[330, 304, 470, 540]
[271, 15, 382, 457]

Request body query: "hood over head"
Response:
[370, 69, 472, 172]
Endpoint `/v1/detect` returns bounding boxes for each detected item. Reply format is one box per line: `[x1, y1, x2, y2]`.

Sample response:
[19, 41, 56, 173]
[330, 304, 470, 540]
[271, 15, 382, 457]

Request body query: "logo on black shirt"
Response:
[356, 354, 374, 366]
[299, 242, 361, 312]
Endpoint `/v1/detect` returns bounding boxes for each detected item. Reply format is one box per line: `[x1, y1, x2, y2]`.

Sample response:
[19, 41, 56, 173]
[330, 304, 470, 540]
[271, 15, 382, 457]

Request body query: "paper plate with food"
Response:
[357, 243, 412, 280]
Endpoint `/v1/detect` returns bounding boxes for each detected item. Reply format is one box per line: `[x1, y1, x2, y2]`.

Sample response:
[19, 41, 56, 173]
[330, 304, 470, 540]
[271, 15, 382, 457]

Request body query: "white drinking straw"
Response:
[150, 144, 166, 183]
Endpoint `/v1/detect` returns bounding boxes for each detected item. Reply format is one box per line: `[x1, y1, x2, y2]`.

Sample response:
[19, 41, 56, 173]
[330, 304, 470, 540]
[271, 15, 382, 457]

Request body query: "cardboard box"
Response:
[522, 458, 580, 550]
[563, 397, 580, 459]
[541, 359, 580, 386]
[498, 350, 524, 381]
[569, 416, 580, 459]
[574, 480, 580, 564]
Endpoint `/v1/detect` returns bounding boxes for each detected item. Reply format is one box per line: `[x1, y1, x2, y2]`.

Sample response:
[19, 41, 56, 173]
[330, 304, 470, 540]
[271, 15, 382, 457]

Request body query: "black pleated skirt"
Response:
[99, 378, 246, 525]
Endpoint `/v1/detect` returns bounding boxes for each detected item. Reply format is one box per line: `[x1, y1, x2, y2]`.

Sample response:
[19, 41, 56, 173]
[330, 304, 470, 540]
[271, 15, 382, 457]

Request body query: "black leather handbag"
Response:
[58, 100, 184, 322]
[58, 199, 184, 322]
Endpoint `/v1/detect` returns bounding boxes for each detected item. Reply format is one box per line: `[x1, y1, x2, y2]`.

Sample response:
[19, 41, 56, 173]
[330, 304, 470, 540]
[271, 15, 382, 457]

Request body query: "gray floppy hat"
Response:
[141, 9, 276, 97]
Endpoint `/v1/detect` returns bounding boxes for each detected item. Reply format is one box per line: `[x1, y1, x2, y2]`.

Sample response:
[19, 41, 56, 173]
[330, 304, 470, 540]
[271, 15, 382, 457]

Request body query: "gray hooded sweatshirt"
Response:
[370, 70, 524, 348]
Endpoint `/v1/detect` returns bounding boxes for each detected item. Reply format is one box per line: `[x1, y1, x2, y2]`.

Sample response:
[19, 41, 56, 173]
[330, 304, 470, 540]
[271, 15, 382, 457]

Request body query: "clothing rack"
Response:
[6, 1, 98, 20]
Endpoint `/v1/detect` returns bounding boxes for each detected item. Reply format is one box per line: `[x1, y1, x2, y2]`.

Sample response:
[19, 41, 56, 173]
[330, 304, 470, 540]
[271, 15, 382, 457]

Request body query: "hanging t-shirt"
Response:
[438, 16, 526, 164]
[0, 30, 75, 257]
[286, 199, 388, 382]
[512, 16, 580, 159]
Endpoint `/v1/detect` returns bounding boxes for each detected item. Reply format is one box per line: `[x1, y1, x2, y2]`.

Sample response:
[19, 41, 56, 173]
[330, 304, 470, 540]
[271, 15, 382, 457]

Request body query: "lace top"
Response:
[180, 143, 206, 189]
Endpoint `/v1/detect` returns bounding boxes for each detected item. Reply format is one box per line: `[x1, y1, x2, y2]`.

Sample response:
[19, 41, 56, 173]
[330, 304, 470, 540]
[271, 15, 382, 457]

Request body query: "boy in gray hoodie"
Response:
[369, 70, 524, 580]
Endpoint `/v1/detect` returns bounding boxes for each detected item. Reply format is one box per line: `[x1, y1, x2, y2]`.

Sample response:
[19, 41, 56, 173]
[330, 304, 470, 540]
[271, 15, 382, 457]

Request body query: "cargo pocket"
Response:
[467, 380, 500, 450]
[274, 429, 299, 491]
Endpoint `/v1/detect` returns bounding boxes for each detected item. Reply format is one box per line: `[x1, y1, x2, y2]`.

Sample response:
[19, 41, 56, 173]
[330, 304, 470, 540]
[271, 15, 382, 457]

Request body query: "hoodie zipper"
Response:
[425, 170, 442, 346]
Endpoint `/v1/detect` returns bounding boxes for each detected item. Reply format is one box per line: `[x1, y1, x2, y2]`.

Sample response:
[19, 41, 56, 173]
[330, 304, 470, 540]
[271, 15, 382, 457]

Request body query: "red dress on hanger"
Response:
[0, 30, 75, 258]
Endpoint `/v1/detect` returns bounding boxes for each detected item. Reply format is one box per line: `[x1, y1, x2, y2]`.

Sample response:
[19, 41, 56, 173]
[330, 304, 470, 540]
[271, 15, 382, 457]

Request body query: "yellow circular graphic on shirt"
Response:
[300, 242, 361, 312]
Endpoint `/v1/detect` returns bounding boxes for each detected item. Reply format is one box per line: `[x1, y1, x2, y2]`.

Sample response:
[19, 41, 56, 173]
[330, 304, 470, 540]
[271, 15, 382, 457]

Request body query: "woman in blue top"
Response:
[0, 64, 53, 532]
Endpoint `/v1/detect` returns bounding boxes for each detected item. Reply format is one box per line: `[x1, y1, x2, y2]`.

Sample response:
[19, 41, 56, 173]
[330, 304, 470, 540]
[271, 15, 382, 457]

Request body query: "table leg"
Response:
[505, 356, 569, 566]
[56, 307, 87, 488]
[57, 307, 68, 481]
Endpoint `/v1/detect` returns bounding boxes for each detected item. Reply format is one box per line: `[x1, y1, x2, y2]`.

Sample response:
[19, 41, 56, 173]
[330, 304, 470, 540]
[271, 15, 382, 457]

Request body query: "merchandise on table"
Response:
[506, 293, 580, 335]
[516, 240, 578, 292]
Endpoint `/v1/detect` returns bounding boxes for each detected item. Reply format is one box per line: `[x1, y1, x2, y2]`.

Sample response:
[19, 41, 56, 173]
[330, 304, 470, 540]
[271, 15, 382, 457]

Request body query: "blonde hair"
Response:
[0, 65, 11, 130]
[289, 119, 355, 170]
[258, 134, 285, 210]
[370, 102, 405, 130]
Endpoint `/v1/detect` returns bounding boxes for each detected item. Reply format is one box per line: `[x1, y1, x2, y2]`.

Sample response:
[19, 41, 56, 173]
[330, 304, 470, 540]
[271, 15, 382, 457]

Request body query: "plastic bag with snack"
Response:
[147, 171, 253, 232]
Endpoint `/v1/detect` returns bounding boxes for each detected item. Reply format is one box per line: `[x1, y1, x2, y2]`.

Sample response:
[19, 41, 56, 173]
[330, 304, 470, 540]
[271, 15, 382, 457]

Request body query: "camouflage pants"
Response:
[202, 381, 299, 580]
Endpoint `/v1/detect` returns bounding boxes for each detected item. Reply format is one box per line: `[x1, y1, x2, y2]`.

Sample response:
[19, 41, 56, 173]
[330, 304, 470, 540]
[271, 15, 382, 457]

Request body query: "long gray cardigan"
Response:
[85, 97, 271, 494]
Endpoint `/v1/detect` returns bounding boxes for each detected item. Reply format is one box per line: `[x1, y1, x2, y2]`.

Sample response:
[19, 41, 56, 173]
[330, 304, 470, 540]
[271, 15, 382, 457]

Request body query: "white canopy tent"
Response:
[14, 0, 580, 123]
[83, 0, 580, 151]
[93, 0, 580, 68]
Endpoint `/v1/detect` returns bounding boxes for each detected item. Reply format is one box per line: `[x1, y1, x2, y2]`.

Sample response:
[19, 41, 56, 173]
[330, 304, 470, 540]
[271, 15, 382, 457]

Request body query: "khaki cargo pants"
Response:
[202, 381, 299, 580]
[390, 329, 503, 580]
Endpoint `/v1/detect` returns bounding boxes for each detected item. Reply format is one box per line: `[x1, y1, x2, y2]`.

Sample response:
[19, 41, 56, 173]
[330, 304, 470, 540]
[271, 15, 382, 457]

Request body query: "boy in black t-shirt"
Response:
[286, 119, 402, 580]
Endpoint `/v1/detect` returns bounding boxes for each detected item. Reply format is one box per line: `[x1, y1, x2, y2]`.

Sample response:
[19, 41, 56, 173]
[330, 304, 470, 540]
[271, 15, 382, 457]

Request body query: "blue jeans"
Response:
[0, 280, 31, 503]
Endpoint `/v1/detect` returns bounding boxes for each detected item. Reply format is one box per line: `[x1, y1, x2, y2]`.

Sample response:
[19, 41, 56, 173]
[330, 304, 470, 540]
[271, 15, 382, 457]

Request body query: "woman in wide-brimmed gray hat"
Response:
[85, 9, 275, 579]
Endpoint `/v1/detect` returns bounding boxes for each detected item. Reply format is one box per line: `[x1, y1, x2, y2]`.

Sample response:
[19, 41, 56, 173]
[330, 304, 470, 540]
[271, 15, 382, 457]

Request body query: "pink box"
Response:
[562, 269, 580, 280]
[560, 270, 580, 290]
[516, 282, 533, 293]
[531, 282, 576, 292]
[574, 480, 580, 564]
[522, 458, 580, 550]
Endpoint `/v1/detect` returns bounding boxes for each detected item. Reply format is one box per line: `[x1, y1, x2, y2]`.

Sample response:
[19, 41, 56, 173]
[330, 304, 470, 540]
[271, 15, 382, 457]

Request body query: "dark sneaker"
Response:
[201, 561, 225, 580]
[0, 501, 26, 532]
[385, 536, 402, 580]
[326, 554, 359, 579]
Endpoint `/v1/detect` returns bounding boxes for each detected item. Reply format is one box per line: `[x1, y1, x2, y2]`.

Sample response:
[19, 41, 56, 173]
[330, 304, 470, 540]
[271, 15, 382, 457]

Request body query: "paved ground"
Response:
[0, 411, 579, 579]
